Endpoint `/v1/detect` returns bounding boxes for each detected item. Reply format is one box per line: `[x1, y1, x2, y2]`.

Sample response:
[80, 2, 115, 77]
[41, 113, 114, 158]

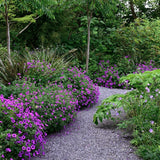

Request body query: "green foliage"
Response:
[116, 56, 137, 76]
[112, 18, 160, 64]
[93, 69, 160, 159]
[120, 69, 160, 91]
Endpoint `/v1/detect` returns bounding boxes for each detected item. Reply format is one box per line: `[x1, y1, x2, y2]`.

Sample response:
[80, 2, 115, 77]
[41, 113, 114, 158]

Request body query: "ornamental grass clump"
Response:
[93, 60, 124, 88]
[24, 60, 57, 86]
[54, 66, 99, 110]
[0, 95, 47, 160]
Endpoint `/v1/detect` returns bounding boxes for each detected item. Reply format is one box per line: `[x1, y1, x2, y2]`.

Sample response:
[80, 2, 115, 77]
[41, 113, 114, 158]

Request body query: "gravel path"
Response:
[31, 87, 142, 160]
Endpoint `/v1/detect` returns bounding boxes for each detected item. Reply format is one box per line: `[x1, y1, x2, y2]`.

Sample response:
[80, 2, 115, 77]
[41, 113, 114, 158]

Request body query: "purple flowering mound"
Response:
[54, 66, 100, 110]
[0, 95, 47, 160]
[16, 80, 79, 134]
[93, 60, 124, 89]
[134, 60, 159, 74]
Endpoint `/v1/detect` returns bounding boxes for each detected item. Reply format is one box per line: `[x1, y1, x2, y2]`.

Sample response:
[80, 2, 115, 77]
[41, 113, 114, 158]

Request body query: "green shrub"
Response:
[93, 69, 160, 159]
[112, 18, 160, 65]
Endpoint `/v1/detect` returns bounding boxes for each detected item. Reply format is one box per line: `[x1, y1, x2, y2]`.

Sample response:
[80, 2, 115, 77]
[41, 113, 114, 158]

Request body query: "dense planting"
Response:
[92, 60, 124, 89]
[93, 69, 160, 160]
[0, 95, 47, 160]
[0, 60, 100, 159]
[0, 55, 160, 160]
[54, 66, 100, 110]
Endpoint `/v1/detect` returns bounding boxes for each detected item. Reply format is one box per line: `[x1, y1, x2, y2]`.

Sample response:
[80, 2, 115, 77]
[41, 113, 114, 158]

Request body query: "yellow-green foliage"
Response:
[120, 69, 160, 91]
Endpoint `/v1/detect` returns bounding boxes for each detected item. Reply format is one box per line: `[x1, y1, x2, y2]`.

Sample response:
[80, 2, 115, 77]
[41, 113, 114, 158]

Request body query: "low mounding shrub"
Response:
[0, 95, 47, 160]
[134, 60, 159, 74]
[112, 18, 160, 64]
[54, 66, 100, 110]
[93, 69, 160, 160]
[17, 80, 78, 133]
[92, 60, 124, 89]
[0, 77, 78, 134]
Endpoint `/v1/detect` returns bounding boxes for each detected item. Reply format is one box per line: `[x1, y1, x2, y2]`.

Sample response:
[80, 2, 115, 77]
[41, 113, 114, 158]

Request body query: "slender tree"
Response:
[0, 0, 56, 59]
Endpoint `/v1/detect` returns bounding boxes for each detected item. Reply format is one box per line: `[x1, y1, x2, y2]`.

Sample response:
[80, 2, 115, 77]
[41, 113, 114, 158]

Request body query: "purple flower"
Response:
[149, 128, 153, 133]
[150, 121, 154, 125]
[31, 145, 35, 150]
[12, 134, 17, 138]
[140, 95, 143, 98]
[7, 133, 11, 137]
[6, 148, 11, 152]
[150, 95, 153, 99]
[27, 147, 31, 152]
[62, 118, 66, 121]
[145, 87, 150, 93]
[22, 146, 26, 150]
[1, 154, 5, 158]
[22, 135, 25, 139]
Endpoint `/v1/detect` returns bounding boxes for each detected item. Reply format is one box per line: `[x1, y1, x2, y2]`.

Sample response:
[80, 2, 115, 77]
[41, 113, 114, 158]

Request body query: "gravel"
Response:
[31, 87, 142, 160]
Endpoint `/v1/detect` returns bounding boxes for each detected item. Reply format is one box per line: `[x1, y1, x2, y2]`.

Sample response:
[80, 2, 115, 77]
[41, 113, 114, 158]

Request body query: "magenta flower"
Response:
[31, 145, 35, 150]
[6, 148, 11, 152]
[12, 134, 17, 138]
[27, 147, 31, 152]
[22, 146, 26, 150]
[1, 154, 5, 158]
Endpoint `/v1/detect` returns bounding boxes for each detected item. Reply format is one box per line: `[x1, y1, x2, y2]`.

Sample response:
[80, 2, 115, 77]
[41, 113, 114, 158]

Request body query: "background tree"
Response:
[0, 0, 56, 59]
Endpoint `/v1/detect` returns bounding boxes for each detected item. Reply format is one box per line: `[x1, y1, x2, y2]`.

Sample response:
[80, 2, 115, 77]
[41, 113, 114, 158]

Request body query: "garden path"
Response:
[31, 87, 142, 160]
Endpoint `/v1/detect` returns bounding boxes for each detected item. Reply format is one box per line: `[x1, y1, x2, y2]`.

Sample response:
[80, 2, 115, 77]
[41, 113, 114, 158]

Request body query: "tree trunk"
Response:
[129, 0, 137, 19]
[4, 1, 11, 59]
[86, 12, 92, 73]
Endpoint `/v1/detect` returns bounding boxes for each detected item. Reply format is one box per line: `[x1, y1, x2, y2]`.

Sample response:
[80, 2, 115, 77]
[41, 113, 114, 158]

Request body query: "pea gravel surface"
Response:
[31, 87, 142, 160]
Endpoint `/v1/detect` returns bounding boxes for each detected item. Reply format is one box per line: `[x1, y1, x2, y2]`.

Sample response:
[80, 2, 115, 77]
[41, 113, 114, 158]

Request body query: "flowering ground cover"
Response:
[0, 57, 159, 160]
[0, 95, 47, 160]
[92, 58, 159, 89]
[0, 60, 100, 160]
